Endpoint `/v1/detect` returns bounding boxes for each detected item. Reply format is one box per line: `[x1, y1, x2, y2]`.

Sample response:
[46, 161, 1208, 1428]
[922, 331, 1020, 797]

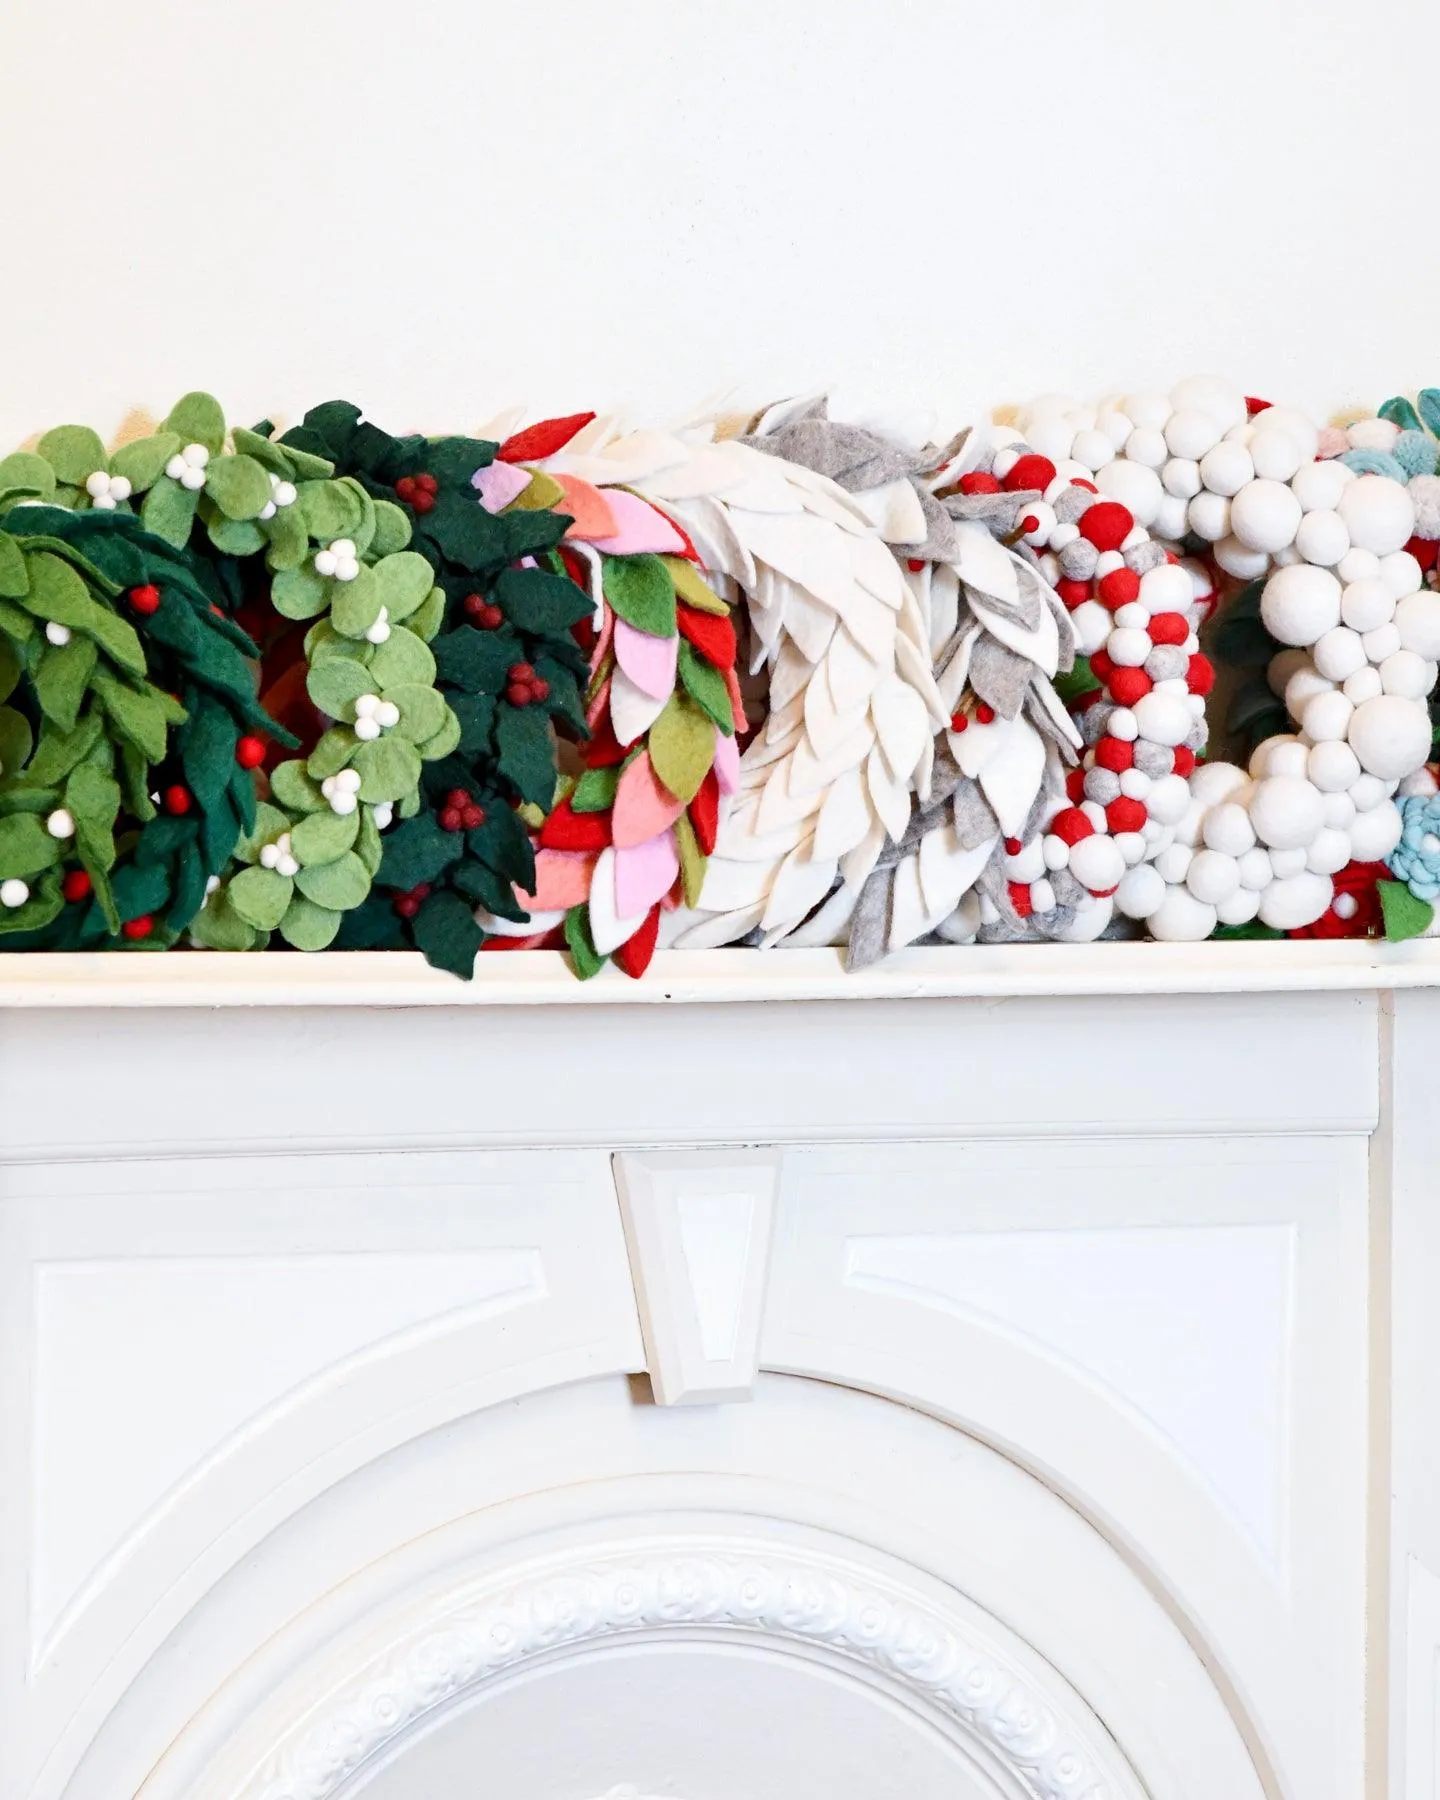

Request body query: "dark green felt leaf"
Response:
[602, 554, 675, 637]
[1380, 880, 1435, 942]
[496, 566, 593, 635]
[564, 904, 605, 979]
[1380, 396, 1424, 433]
[678, 639, 733, 733]
[412, 889, 483, 980]
[0, 706, 32, 775]
[1420, 391, 1440, 438]
[433, 624, 513, 694]
[377, 814, 462, 890]
[467, 804, 534, 889]
[572, 766, 620, 813]
[494, 704, 557, 808]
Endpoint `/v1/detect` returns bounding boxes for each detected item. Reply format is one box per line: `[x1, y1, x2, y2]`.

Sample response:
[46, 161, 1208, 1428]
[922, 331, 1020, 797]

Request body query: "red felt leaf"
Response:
[480, 925, 566, 952]
[583, 708, 630, 768]
[539, 797, 612, 852]
[689, 767, 720, 856]
[677, 603, 737, 671]
[497, 413, 597, 464]
[657, 506, 702, 563]
[613, 904, 661, 979]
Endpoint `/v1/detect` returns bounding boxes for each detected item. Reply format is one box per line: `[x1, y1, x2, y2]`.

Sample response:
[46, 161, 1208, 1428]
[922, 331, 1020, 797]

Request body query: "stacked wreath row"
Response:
[3, 381, 1439, 980]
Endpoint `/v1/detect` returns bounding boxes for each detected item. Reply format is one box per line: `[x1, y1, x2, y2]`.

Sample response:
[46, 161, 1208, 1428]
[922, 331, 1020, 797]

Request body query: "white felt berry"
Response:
[1380, 550, 1424, 597]
[1030, 877, 1057, 913]
[1107, 627, 1150, 667]
[0, 878, 28, 908]
[1267, 846, 1309, 878]
[1165, 410, 1223, 460]
[1249, 428, 1306, 483]
[314, 549, 338, 577]
[1291, 458, 1353, 513]
[1363, 622, 1403, 664]
[45, 808, 74, 838]
[1249, 774, 1325, 849]
[365, 606, 391, 645]
[1147, 773, 1193, 825]
[992, 447, 1021, 479]
[182, 443, 209, 468]
[1124, 425, 1169, 468]
[1216, 885, 1262, 926]
[1214, 535, 1272, 580]
[1258, 872, 1332, 931]
[1186, 848, 1240, 904]
[1343, 666, 1384, 703]
[1170, 376, 1247, 429]
[1096, 459, 1163, 525]
[320, 771, 361, 815]
[272, 475, 297, 507]
[1119, 768, 1152, 800]
[1112, 602, 1148, 631]
[1096, 409, 1133, 448]
[1341, 579, 1395, 633]
[1187, 491, 1231, 542]
[1230, 478, 1302, 553]
[1349, 799, 1405, 864]
[1131, 691, 1191, 748]
[1154, 842, 1193, 884]
[1199, 441, 1254, 497]
[1337, 474, 1416, 555]
[1347, 418, 1400, 453]
[1203, 800, 1257, 856]
[1116, 861, 1165, 919]
[1394, 591, 1440, 657]
[1116, 831, 1147, 864]
[1068, 832, 1125, 893]
[1191, 756, 1251, 808]
[1070, 429, 1114, 469]
[1237, 846, 1274, 891]
[1094, 550, 1125, 578]
[373, 802, 394, 829]
[45, 621, 71, 646]
[1163, 457, 1202, 499]
[1041, 833, 1069, 872]
[1346, 693, 1431, 778]
[1313, 627, 1366, 683]
[1301, 690, 1354, 744]
[1069, 601, 1110, 655]
[176, 445, 209, 491]
[1107, 707, 1139, 742]
[164, 454, 186, 481]
[1295, 509, 1349, 566]
[1124, 393, 1171, 430]
[1261, 563, 1342, 646]
[1305, 827, 1353, 875]
[376, 699, 400, 727]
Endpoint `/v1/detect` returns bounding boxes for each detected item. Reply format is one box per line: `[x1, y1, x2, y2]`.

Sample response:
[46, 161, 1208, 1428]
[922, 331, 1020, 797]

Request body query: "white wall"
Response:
[2, 0, 1436, 450]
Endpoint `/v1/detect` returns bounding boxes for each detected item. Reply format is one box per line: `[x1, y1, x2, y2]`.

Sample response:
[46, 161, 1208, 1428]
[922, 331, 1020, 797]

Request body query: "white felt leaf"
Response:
[895, 631, 947, 725]
[1028, 674, 1085, 750]
[771, 636, 818, 715]
[841, 816, 888, 890]
[848, 477, 929, 547]
[953, 520, 1019, 606]
[812, 763, 874, 860]
[828, 581, 896, 665]
[954, 710, 1013, 778]
[872, 675, 931, 784]
[756, 755, 822, 834]
[788, 717, 876, 799]
[474, 404, 527, 441]
[642, 442, 755, 502]
[475, 905, 565, 938]
[805, 669, 870, 759]
[761, 840, 839, 933]
[776, 881, 858, 947]
[719, 457, 812, 516]
[777, 582, 838, 665]
[666, 494, 756, 589]
[926, 563, 961, 656]
[977, 721, 1048, 836]
[741, 510, 857, 616]
[668, 902, 766, 948]
[918, 823, 996, 920]
[849, 530, 908, 604]
[963, 585, 1053, 670]
[775, 466, 877, 532]
[715, 812, 813, 863]
[826, 624, 882, 715]
[587, 846, 649, 954]
[609, 664, 671, 747]
[936, 623, 979, 712]
[866, 742, 911, 844]
[552, 431, 691, 487]
[915, 734, 935, 805]
[886, 854, 931, 953]
[696, 849, 783, 913]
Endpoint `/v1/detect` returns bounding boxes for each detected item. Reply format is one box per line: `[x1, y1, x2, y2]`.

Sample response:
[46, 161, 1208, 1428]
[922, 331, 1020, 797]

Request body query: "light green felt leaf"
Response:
[0, 534, 28, 598]
[268, 759, 328, 813]
[270, 566, 329, 621]
[294, 850, 370, 911]
[110, 433, 180, 493]
[229, 427, 292, 477]
[21, 551, 97, 627]
[604, 554, 677, 636]
[164, 392, 226, 455]
[93, 671, 169, 760]
[0, 453, 56, 506]
[368, 627, 435, 689]
[352, 735, 421, 803]
[291, 807, 360, 864]
[408, 583, 446, 642]
[572, 766, 620, 813]
[0, 638, 18, 704]
[1380, 879, 1435, 942]
[385, 682, 446, 744]
[0, 706, 34, 777]
[298, 479, 363, 542]
[141, 476, 200, 549]
[355, 808, 383, 875]
[342, 478, 376, 558]
[189, 888, 263, 950]
[34, 636, 97, 733]
[416, 704, 461, 762]
[278, 892, 343, 950]
[306, 727, 359, 780]
[648, 692, 714, 804]
[205, 453, 272, 520]
[233, 800, 293, 863]
[306, 655, 373, 719]
[370, 499, 412, 557]
[0, 812, 61, 879]
[229, 864, 294, 931]
[263, 502, 309, 570]
[36, 425, 107, 485]
[206, 514, 266, 556]
[371, 552, 435, 623]
[329, 565, 383, 637]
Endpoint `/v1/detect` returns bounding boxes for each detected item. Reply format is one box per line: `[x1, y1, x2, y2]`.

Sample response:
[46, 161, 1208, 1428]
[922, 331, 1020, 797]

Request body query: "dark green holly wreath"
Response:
[0, 509, 285, 948]
[259, 401, 593, 976]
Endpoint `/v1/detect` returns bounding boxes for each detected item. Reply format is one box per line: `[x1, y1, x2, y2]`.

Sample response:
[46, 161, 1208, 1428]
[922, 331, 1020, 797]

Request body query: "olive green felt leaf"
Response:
[110, 433, 181, 493]
[330, 565, 383, 637]
[368, 627, 435, 690]
[343, 478, 377, 558]
[268, 760, 328, 813]
[141, 478, 200, 549]
[370, 499, 412, 557]
[271, 566, 328, 621]
[352, 735, 421, 803]
[678, 640, 733, 734]
[65, 762, 122, 865]
[371, 551, 435, 623]
[664, 555, 729, 616]
[81, 604, 146, 677]
[291, 807, 360, 864]
[0, 453, 56, 508]
[306, 655, 373, 719]
[37, 425, 107, 486]
[294, 849, 370, 911]
[164, 392, 226, 456]
[494, 704, 558, 807]
[602, 555, 676, 637]
[0, 812, 61, 879]
[0, 534, 28, 598]
[564, 904, 605, 980]
[1380, 879, 1435, 942]
[648, 692, 714, 804]
[674, 810, 706, 907]
[0, 639, 17, 704]
[278, 892, 343, 950]
[413, 889, 483, 980]
[386, 682, 447, 745]
[228, 864, 294, 930]
[33, 636, 98, 733]
[408, 583, 446, 642]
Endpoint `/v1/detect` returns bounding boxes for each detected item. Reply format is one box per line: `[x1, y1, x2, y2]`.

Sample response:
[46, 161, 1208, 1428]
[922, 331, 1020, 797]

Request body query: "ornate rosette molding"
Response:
[235, 1539, 1137, 1800]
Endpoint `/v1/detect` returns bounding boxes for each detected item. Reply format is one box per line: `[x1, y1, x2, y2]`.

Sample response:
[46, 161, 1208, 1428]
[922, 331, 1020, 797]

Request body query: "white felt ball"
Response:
[1116, 831, 1148, 864]
[375, 699, 401, 728]
[1261, 563, 1342, 645]
[1154, 843, 1193, 884]
[1238, 846, 1275, 891]
[1097, 409, 1133, 448]
[1203, 800, 1257, 855]
[1249, 428, 1306, 483]
[1301, 690, 1354, 744]
[1022, 501, 1057, 544]
[1095, 458, 1163, 524]
[1312, 626, 1367, 682]
[1380, 550, 1424, 598]
[0, 878, 28, 908]
[45, 621, 71, 646]
[1254, 406, 1320, 464]
[1394, 592, 1440, 657]
[1132, 691, 1192, 748]
[1363, 622, 1402, 663]
[1163, 457, 1203, 499]
[84, 469, 108, 497]
[1269, 845, 1309, 878]
[1113, 602, 1149, 631]
[1138, 563, 1193, 614]
[109, 475, 131, 501]
[353, 716, 381, 741]
[1305, 827, 1353, 875]
[1148, 887, 1219, 942]
[1042, 834, 1069, 872]
[1349, 773, 1393, 811]
[1116, 862, 1166, 920]
[1187, 491, 1231, 541]
[180, 465, 207, 492]
[1147, 772, 1194, 824]
[1294, 510, 1349, 567]
[1292, 459, 1353, 512]
[45, 808, 74, 839]
[1068, 833, 1126, 893]
[1250, 736, 1308, 781]
[182, 442, 209, 468]
[1030, 878, 1057, 913]
[314, 549, 337, 577]
[1216, 885, 1262, 926]
[1191, 761, 1250, 808]
[1249, 774, 1325, 848]
[1094, 550, 1125, 577]
[1258, 872, 1333, 931]
[1173, 801, 1206, 848]
[1070, 600, 1111, 655]
[1164, 409, 1223, 461]
[1343, 666, 1384, 703]
[1152, 493, 1190, 540]
[1346, 694, 1431, 778]
[1071, 429, 1115, 470]
[1170, 376, 1247, 427]
[1124, 392, 1171, 430]
[1007, 838, 1046, 881]
[1106, 627, 1149, 668]
[1230, 478, 1303, 553]
[992, 447, 1020, 480]
[1048, 523, 1079, 552]
[1285, 664, 1338, 716]
[1337, 546, 1381, 585]
[1401, 768, 1440, 798]
[1338, 474, 1416, 555]
[1267, 648, 1310, 697]
[1348, 798, 1404, 862]
[1214, 534, 1273, 580]
[1199, 441, 1254, 497]
[1308, 738, 1362, 792]
[1186, 848, 1241, 904]
[1340, 578, 1395, 632]
[1108, 707, 1139, 742]
[1347, 417, 1400, 452]
[1124, 426, 1169, 468]
[1025, 417, 1076, 463]
[1119, 768, 1152, 799]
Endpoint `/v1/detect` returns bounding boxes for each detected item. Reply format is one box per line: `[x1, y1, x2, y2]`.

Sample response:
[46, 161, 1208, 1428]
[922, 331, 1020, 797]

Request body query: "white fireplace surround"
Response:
[2, 940, 1439, 1800]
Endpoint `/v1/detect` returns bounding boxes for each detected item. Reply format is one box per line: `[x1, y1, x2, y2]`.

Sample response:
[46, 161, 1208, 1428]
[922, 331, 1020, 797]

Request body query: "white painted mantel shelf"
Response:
[3, 947, 1438, 1800]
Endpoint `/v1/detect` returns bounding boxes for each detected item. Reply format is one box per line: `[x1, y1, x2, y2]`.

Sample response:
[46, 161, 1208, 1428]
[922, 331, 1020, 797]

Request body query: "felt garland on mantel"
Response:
[3, 378, 1440, 979]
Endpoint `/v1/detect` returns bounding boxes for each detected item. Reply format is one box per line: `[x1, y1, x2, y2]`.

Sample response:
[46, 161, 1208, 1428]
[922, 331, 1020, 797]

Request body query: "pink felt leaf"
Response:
[554, 473, 620, 542]
[612, 750, 686, 848]
[519, 848, 598, 911]
[585, 673, 612, 731]
[613, 617, 678, 699]
[588, 488, 687, 556]
[471, 462, 534, 513]
[713, 727, 741, 796]
[614, 830, 680, 917]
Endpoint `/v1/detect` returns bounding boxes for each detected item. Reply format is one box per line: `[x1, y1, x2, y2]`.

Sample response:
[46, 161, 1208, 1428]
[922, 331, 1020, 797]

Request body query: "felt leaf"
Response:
[263, 503, 310, 570]
[207, 514, 267, 557]
[377, 813, 461, 889]
[1380, 396, 1424, 432]
[279, 892, 343, 950]
[648, 692, 715, 805]
[352, 735, 422, 803]
[0, 638, 18, 704]
[205, 453, 272, 520]
[307, 726, 360, 780]
[141, 477, 200, 549]
[413, 890, 483, 979]
[678, 640, 734, 734]
[713, 726, 740, 796]
[307, 655, 373, 719]
[33, 636, 97, 734]
[613, 616, 678, 699]
[571, 766, 621, 815]
[93, 672, 169, 761]
[291, 807, 361, 865]
[495, 566, 593, 634]
[563, 903, 606, 980]
[540, 796, 611, 852]
[677, 602, 737, 672]
[433, 624, 513, 695]
[612, 749, 686, 847]
[188, 887, 262, 950]
[589, 490, 686, 556]
[387, 682, 447, 744]
[229, 864, 294, 931]
[603, 554, 676, 638]
[504, 469, 565, 511]
[330, 565, 384, 638]
[22, 711, 90, 786]
[554, 474, 619, 540]
[21, 550, 96, 627]
[269, 759, 328, 813]
[586, 845, 648, 954]
[37, 425, 107, 485]
[0, 453, 56, 508]
[609, 665, 669, 747]
[370, 499, 412, 557]
[0, 812, 61, 879]
[674, 810, 706, 907]
[499, 413, 597, 463]
[1380, 879, 1435, 942]
[164, 392, 226, 455]
[234, 799, 293, 863]
[0, 534, 28, 599]
[372, 551, 436, 623]
[473, 462, 535, 513]
[294, 850, 370, 911]
[298, 479, 364, 543]
[1420, 390, 1440, 438]
[663, 556, 729, 616]
[522, 848, 596, 910]
[495, 704, 558, 808]
[369, 627, 436, 690]
[614, 830, 679, 916]
[417, 705, 461, 762]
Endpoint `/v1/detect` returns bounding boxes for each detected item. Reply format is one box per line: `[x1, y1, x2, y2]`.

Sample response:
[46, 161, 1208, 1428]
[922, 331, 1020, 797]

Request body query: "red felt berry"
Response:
[462, 805, 485, 830]
[1171, 746, 1196, 778]
[1004, 837, 1022, 856]
[907, 558, 925, 572]
[163, 785, 191, 815]
[1003, 454, 1056, 494]
[949, 712, 969, 732]
[1097, 567, 1140, 610]
[446, 787, 469, 809]
[1078, 501, 1134, 552]
[1108, 667, 1153, 706]
[463, 593, 487, 619]
[394, 895, 420, 920]
[1055, 578, 1091, 609]
[1050, 807, 1094, 845]
[1065, 767, 1086, 803]
[1094, 736, 1134, 773]
[975, 702, 996, 725]
[509, 662, 534, 683]
[1106, 796, 1147, 835]
[1008, 880, 1034, 918]
[394, 476, 416, 501]
[235, 734, 266, 769]
[1019, 513, 1040, 535]
[1088, 648, 1116, 684]
[440, 806, 463, 832]
[62, 869, 92, 902]
[506, 683, 530, 707]
[1186, 654, 1216, 696]
[531, 678, 550, 702]
[122, 914, 154, 940]
[129, 584, 161, 616]
[415, 473, 438, 495]
[957, 471, 1002, 495]
[411, 490, 435, 515]
[1406, 534, 1440, 573]
[1147, 612, 1189, 645]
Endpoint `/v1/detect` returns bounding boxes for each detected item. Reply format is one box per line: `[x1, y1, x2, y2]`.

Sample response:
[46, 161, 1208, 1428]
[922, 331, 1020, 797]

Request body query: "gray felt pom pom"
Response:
[1059, 539, 1099, 580]
[1144, 646, 1188, 682]
[1133, 739, 1173, 777]
[1124, 539, 1167, 574]
[1084, 767, 1122, 805]
[1053, 485, 1094, 525]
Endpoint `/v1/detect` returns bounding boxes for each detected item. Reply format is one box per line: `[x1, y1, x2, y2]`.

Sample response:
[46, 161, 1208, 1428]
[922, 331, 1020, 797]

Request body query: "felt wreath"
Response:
[258, 402, 591, 978]
[0, 500, 287, 946]
[465, 412, 743, 979]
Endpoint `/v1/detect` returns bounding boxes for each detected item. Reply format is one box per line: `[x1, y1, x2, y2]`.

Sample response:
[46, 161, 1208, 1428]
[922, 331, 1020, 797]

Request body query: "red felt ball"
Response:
[395, 477, 417, 501]
[1003, 454, 1056, 494]
[531, 678, 550, 702]
[440, 806, 463, 832]
[163, 785, 190, 815]
[1050, 806, 1094, 845]
[1147, 612, 1189, 645]
[505, 683, 530, 708]
[122, 915, 154, 940]
[975, 702, 996, 725]
[411, 491, 435, 515]
[462, 805, 485, 830]
[446, 787, 469, 808]
[235, 734, 266, 769]
[129, 584, 161, 616]
[1078, 502, 1134, 552]
[62, 869, 92, 902]
[1186, 654, 1216, 696]
[906, 558, 925, 572]
[1004, 837, 1022, 855]
[949, 712, 969, 733]
[1054, 578, 1091, 609]
[463, 593, 486, 618]
[1008, 879, 1034, 918]
[1097, 568, 1140, 610]
[1406, 534, 1440, 572]
[1106, 796, 1147, 834]
[1065, 767, 1086, 802]
[415, 473, 438, 495]
[1088, 648, 1116, 684]
[1171, 746, 1196, 777]
[1108, 667, 1153, 706]
[958, 471, 1001, 495]
[1094, 735, 1134, 773]
[509, 662, 534, 683]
